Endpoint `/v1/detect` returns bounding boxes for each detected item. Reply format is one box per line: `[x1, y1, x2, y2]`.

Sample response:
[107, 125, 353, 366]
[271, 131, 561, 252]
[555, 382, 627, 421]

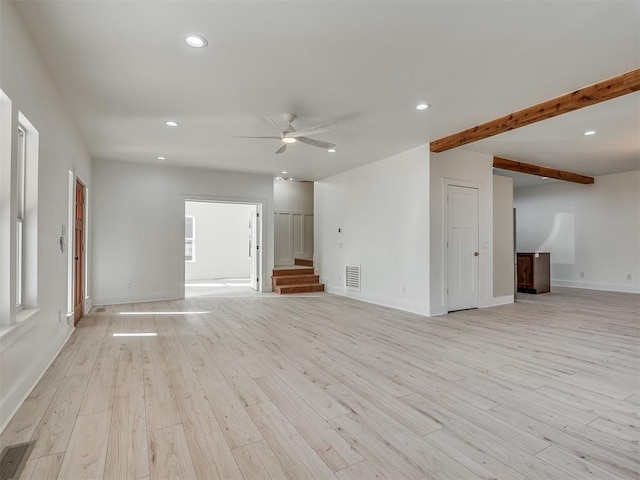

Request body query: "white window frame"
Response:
[185, 216, 196, 262]
[15, 126, 25, 311]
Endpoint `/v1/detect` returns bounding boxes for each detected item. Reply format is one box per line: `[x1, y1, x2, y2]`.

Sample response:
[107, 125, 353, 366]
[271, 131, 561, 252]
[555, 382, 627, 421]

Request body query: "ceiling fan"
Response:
[236, 113, 336, 154]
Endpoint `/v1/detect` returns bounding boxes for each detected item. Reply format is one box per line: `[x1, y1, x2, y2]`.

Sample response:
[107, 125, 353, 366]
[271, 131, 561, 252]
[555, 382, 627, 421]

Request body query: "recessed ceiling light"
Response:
[157, 156, 166, 160]
[185, 34, 208, 48]
[583, 130, 596, 136]
[165, 121, 179, 127]
[275, 176, 283, 180]
[416, 103, 431, 111]
[328, 148, 337, 153]
[282, 137, 296, 144]
[281, 171, 288, 174]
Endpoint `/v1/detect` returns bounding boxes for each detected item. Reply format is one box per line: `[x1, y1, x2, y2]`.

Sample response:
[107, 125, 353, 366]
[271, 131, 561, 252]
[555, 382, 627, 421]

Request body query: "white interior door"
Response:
[250, 207, 260, 291]
[447, 185, 479, 311]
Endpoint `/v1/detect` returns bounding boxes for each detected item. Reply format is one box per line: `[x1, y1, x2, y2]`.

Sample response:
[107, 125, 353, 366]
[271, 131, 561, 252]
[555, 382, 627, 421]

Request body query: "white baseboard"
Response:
[84, 296, 93, 314]
[325, 285, 430, 316]
[481, 295, 515, 308]
[0, 324, 74, 434]
[93, 291, 182, 306]
[428, 305, 447, 317]
[552, 279, 640, 294]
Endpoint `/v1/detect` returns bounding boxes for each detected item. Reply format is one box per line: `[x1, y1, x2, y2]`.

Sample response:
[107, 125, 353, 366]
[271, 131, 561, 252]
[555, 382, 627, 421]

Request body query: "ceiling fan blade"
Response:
[259, 116, 284, 134]
[233, 135, 281, 139]
[296, 137, 336, 150]
[287, 122, 337, 138]
[274, 143, 287, 154]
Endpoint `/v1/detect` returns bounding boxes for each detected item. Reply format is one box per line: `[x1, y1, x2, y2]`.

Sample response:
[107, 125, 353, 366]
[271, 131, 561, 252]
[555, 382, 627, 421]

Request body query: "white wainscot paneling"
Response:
[275, 211, 313, 265]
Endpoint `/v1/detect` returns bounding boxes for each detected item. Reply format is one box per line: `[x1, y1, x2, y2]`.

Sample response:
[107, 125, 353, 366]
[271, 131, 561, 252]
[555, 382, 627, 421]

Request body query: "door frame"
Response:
[73, 177, 86, 325]
[182, 195, 265, 296]
[442, 178, 482, 312]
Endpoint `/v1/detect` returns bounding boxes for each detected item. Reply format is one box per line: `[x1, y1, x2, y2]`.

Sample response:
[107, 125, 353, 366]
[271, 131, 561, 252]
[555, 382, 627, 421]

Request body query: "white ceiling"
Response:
[14, 0, 640, 181]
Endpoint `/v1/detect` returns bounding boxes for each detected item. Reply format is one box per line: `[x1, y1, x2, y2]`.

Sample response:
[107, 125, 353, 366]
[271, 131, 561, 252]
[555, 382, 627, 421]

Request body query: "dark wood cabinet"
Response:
[517, 252, 550, 294]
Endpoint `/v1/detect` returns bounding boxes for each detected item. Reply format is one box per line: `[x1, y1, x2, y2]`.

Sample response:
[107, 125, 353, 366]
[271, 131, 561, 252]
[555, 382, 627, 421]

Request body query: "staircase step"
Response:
[294, 258, 314, 267]
[275, 283, 325, 294]
[272, 267, 315, 277]
[273, 274, 320, 286]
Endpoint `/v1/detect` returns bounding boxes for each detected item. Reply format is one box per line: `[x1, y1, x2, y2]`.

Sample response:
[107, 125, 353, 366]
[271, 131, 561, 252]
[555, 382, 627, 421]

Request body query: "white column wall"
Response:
[493, 175, 515, 299]
[315, 144, 430, 315]
[429, 149, 497, 315]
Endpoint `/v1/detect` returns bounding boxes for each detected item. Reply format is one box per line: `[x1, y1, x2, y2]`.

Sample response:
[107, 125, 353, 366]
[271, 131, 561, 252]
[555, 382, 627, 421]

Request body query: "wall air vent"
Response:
[345, 265, 361, 292]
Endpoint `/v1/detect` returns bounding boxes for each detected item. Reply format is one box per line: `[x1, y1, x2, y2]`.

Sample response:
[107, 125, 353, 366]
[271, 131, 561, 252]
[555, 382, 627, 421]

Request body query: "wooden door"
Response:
[250, 207, 260, 291]
[74, 179, 85, 325]
[447, 185, 479, 311]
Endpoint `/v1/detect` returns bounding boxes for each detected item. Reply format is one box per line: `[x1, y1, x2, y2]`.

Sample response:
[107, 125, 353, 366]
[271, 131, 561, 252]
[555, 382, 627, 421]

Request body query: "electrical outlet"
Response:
[627, 274, 632, 280]
[580, 272, 585, 278]
[58, 310, 62, 323]
[402, 286, 407, 294]
[127, 280, 132, 288]
[338, 275, 342, 283]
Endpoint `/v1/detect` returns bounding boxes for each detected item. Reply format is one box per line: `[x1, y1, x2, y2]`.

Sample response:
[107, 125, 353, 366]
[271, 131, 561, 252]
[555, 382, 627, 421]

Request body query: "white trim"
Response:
[0, 309, 38, 351]
[324, 284, 430, 317]
[442, 178, 482, 312]
[84, 296, 93, 314]
[480, 295, 514, 308]
[0, 324, 74, 434]
[551, 280, 640, 294]
[181, 194, 268, 295]
[185, 215, 196, 262]
[67, 170, 75, 315]
[274, 209, 314, 216]
[17, 112, 39, 314]
[0, 90, 13, 327]
[428, 305, 448, 317]
[93, 291, 183, 306]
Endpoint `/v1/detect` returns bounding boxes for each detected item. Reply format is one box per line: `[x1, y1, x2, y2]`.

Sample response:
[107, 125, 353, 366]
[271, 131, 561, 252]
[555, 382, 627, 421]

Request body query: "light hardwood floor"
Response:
[2, 287, 638, 479]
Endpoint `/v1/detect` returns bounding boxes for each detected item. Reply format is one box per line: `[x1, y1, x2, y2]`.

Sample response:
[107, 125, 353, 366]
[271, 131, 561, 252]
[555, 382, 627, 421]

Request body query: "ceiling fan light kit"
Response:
[236, 113, 337, 154]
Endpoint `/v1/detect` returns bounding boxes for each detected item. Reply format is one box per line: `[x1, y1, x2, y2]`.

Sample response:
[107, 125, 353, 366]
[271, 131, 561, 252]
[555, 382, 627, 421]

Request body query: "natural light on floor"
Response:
[117, 311, 210, 315]
[112, 332, 158, 337]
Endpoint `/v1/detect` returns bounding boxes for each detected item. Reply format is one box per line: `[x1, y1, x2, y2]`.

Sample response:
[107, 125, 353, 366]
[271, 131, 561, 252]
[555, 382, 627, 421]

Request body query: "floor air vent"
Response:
[345, 265, 361, 292]
[0, 442, 34, 480]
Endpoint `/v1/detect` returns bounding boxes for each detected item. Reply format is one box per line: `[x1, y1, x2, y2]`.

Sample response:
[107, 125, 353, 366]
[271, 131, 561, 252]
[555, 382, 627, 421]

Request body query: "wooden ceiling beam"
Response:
[493, 156, 594, 184]
[431, 68, 640, 153]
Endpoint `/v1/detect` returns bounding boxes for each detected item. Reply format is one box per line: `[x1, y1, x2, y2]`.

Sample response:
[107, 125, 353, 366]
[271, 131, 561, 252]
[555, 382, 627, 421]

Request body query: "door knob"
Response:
[474, 252, 479, 256]
[75, 257, 79, 260]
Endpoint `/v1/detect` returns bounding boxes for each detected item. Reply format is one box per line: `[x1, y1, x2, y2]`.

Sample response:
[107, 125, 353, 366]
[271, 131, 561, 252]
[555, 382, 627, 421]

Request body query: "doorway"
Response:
[73, 178, 85, 324]
[184, 201, 261, 297]
[447, 184, 479, 311]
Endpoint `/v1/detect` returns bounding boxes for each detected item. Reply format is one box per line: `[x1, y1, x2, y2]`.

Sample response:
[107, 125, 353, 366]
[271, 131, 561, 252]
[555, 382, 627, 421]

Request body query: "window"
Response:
[185, 216, 195, 262]
[16, 126, 25, 309]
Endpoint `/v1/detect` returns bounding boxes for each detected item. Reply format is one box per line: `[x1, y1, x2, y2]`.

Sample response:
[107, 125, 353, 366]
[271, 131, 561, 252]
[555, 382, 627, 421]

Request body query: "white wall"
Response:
[429, 149, 498, 315]
[493, 175, 515, 298]
[185, 202, 254, 280]
[274, 180, 314, 212]
[514, 170, 640, 293]
[0, 2, 93, 431]
[315, 144, 431, 315]
[93, 160, 274, 304]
